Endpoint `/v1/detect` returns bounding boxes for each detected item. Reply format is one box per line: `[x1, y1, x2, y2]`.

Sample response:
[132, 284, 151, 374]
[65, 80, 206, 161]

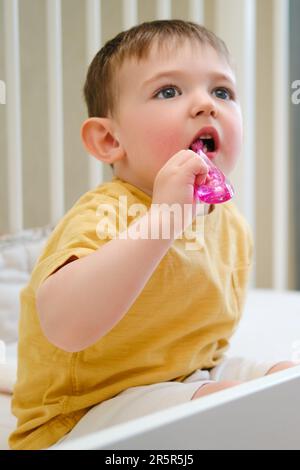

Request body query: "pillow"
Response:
[0, 225, 54, 343]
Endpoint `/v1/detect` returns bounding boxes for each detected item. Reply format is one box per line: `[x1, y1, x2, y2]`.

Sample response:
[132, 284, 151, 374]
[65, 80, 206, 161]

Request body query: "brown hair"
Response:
[82, 19, 232, 169]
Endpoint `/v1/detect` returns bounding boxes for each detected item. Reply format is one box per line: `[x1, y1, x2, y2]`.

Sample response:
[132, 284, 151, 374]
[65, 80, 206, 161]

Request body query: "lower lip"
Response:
[202, 150, 217, 160]
[189, 147, 218, 160]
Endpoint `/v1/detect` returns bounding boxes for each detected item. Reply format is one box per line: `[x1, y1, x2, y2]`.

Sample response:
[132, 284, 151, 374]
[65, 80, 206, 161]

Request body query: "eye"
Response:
[154, 85, 181, 100]
[212, 87, 234, 100]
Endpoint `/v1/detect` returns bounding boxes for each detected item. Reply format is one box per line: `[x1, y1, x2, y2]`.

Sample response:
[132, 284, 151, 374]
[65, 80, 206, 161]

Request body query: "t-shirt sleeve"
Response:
[30, 193, 126, 295]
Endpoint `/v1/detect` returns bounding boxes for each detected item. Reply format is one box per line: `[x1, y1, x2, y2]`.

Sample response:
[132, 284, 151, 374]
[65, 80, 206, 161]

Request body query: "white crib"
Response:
[1, 0, 299, 451]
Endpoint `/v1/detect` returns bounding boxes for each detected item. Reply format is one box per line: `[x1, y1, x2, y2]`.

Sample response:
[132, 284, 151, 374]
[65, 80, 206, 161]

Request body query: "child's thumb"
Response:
[194, 168, 209, 187]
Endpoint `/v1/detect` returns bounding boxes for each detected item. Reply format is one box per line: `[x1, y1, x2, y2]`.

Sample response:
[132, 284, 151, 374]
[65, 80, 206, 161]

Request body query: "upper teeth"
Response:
[199, 134, 213, 139]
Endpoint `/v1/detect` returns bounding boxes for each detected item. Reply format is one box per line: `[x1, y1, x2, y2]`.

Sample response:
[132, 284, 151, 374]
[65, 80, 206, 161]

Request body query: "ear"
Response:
[80, 117, 125, 164]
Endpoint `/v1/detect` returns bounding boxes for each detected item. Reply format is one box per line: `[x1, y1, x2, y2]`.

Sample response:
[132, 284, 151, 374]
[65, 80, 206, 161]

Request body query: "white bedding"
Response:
[229, 288, 300, 363]
[0, 288, 299, 450]
[0, 343, 17, 450]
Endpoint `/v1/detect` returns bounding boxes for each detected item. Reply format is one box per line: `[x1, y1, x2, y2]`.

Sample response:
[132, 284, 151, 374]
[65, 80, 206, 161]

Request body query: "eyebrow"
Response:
[142, 69, 236, 88]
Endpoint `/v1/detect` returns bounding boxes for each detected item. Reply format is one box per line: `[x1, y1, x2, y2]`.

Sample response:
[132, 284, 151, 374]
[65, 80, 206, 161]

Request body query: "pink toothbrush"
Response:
[191, 140, 234, 204]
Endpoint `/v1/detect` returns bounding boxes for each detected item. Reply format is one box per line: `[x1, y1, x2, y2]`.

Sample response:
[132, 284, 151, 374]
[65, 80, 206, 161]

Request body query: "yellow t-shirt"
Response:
[9, 176, 253, 450]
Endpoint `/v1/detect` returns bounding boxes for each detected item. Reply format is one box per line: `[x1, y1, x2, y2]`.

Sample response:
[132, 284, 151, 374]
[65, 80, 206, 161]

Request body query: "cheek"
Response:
[132, 103, 185, 155]
[153, 133, 182, 155]
[220, 116, 243, 173]
[140, 122, 183, 160]
[225, 114, 243, 155]
[231, 130, 243, 156]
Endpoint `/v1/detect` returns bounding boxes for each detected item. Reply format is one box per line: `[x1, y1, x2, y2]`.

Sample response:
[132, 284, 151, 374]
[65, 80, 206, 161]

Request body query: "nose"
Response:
[190, 91, 218, 118]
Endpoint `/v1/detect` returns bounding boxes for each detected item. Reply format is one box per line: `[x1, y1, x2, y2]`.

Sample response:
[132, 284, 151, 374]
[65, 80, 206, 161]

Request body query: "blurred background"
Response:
[0, 0, 299, 290]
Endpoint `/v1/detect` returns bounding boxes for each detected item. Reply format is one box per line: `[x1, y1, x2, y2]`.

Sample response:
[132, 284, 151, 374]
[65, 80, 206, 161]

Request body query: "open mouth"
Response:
[189, 127, 219, 158]
[190, 137, 216, 154]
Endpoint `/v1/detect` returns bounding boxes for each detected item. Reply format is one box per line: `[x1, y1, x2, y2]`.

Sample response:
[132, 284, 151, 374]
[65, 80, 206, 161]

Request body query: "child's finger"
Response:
[183, 154, 209, 180]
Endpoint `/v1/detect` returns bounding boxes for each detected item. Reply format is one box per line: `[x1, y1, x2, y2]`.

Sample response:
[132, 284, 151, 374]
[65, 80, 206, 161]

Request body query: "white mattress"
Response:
[1, 288, 299, 450]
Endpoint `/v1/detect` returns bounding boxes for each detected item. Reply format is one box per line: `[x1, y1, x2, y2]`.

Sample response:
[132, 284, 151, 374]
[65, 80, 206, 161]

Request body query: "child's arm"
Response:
[36, 149, 208, 352]
[36, 208, 173, 352]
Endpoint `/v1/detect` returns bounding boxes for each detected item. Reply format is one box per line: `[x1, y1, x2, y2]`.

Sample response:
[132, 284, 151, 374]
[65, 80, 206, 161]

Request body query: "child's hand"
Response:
[152, 150, 209, 233]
